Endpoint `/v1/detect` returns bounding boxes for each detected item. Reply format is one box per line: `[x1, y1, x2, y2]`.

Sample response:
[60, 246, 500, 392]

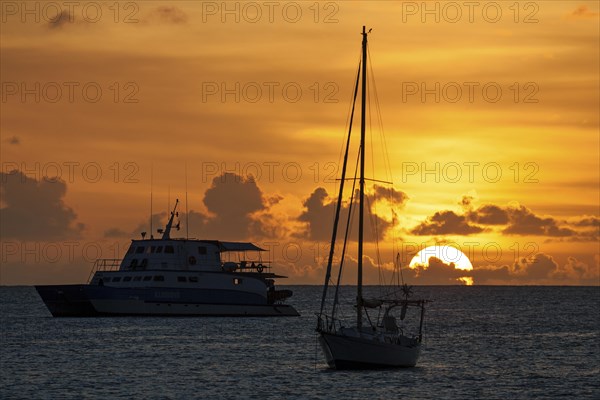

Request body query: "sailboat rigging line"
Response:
[363, 35, 385, 298]
[185, 162, 189, 239]
[398, 252, 406, 287]
[365, 195, 385, 293]
[330, 54, 360, 232]
[364, 307, 374, 328]
[336, 177, 392, 184]
[368, 45, 401, 289]
[314, 333, 318, 370]
[331, 148, 360, 326]
[335, 51, 363, 181]
[318, 58, 362, 318]
[367, 46, 393, 185]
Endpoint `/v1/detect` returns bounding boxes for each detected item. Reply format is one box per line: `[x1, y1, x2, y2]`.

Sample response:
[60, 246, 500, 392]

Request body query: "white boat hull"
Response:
[318, 331, 421, 369]
[35, 284, 299, 317]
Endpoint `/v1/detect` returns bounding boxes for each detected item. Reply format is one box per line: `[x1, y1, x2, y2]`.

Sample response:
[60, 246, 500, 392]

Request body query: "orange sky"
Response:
[1, 1, 599, 285]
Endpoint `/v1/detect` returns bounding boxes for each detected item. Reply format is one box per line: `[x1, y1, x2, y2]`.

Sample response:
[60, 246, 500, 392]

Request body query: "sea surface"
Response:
[1, 286, 599, 399]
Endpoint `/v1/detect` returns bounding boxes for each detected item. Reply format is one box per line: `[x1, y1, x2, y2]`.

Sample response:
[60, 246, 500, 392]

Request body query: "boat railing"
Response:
[223, 260, 272, 273]
[316, 314, 345, 333]
[87, 259, 122, 282]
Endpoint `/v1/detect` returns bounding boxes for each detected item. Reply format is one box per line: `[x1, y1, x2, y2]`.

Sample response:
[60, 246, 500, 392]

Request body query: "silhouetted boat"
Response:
[316, 26, 429, 369]
[36, 200, 299, 317]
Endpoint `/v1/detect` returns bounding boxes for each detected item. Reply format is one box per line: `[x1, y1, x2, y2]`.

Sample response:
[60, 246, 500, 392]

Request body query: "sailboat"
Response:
[315, 27, 429, 369]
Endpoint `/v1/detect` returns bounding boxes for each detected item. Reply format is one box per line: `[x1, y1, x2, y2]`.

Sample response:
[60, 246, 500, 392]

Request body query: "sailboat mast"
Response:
[357, 26, 368, 330]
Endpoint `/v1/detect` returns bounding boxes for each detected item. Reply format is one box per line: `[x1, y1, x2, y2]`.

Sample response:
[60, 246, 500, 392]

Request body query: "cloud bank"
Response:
[0, 170, 84, 240]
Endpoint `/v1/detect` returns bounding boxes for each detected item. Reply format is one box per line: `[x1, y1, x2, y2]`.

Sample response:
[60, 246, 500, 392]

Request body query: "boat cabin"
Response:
[120, 239, 268, 273]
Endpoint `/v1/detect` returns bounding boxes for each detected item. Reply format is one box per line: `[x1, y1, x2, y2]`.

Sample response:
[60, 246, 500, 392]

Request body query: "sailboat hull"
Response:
[318, 331, 421, 369]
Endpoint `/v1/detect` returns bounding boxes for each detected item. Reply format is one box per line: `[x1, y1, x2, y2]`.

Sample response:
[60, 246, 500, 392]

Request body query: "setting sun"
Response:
[409, 245, 474, 271]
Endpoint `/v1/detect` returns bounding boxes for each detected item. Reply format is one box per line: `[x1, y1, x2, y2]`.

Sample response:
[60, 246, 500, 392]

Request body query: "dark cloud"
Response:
[460, 194, 475, 208]
[296, 187, 333, 242]
[573, 216, 600, 227]
[248, 212, 290, 239]
[470, 265, 512, 285]
[467, 204, 509, 225]
[568, 5, 599, 19]
[337, 254, 386, 284]
[484, 204, 596, 240]
[103, 227, 129, 238]
[552, 256, 598, 283]
[473, 253, 599, 285]
[110, 173, 285, 241]
[402, 252, 599, 285]
[410, 210, 484, 236]
[296, 185, 407, 242]
[104, 212, 168, 239]
[503, 205, 577, 237]
[373, 185, 409, 204]
[181, 173, 279, 240]
[513, 253, 559, 280]
[6, 136, 20, 145]
[0, 170, 84, 240]
[144, 6, 188, 24]
[48, 11, 74, 29]
[418, 197, 595, 241]
[203, 173, 263, 219]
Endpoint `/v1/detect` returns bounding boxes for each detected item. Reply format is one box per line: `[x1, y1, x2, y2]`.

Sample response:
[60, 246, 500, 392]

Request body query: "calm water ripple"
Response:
[1, 286, 598, 399]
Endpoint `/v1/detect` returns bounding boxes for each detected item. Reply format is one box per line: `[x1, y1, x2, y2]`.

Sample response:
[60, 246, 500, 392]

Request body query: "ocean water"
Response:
[1, 286, 598, 399]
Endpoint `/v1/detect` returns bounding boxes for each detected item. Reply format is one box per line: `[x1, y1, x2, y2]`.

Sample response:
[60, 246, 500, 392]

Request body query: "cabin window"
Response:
[189, 276, 198, 283]
[140, 259, 148, 269]
[156, 246, 163, 253]
[165, 245, 175, 254]
[153, 275, 165, 282]
[143, 276, 152, 281]
[135, 246, 145, 254]
[130, 259, 138, 268]
[177, 276, 187, 282]
[123, 276, 132, 282]
[198, 246, 207, 255]
[233, 278, 242, 285]
[133, 276, 142, 281]
[112, 277, 121, 282]
[150, 246, 156, 253]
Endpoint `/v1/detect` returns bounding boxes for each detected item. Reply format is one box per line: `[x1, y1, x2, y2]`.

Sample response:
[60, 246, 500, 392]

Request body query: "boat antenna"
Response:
[185, 162, 189, 239]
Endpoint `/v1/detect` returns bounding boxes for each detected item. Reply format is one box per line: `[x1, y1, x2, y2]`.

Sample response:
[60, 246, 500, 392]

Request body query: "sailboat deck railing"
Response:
[316, 314, 346, 333]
